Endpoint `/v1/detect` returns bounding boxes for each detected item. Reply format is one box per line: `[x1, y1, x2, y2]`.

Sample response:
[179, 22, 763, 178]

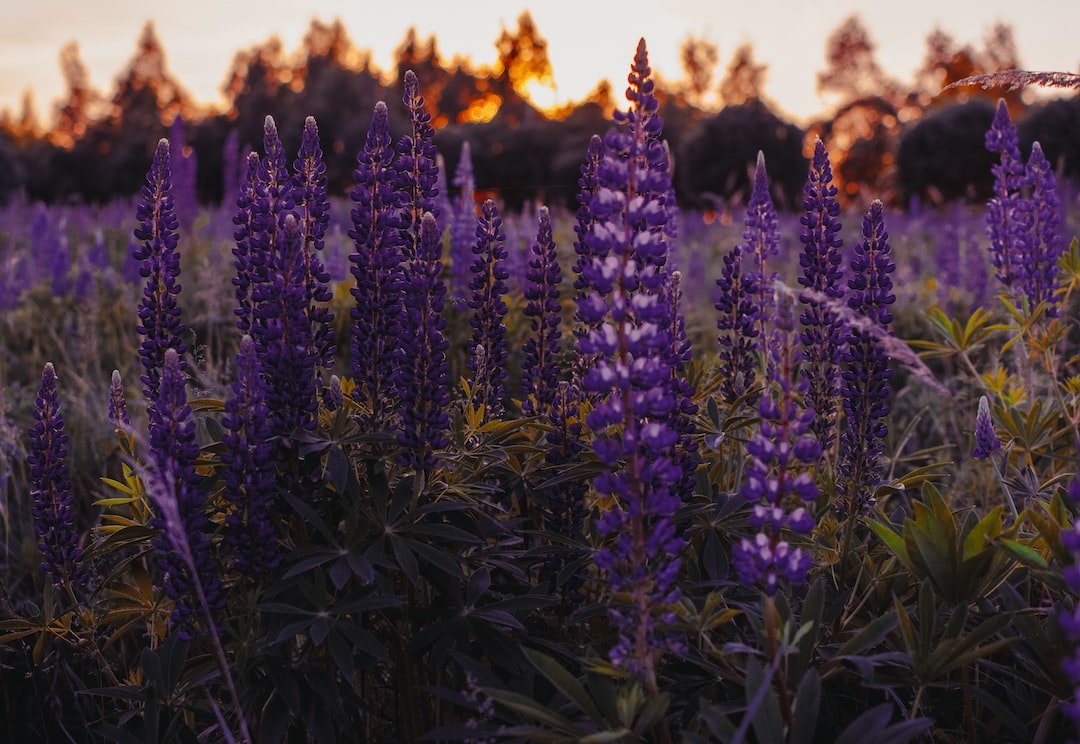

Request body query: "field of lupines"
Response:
[2, 38, 1080, 742]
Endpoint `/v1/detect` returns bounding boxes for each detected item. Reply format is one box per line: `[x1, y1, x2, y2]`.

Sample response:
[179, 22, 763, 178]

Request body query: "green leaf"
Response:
[997, 538, 1049, 569]
[526, 650, 605, 725]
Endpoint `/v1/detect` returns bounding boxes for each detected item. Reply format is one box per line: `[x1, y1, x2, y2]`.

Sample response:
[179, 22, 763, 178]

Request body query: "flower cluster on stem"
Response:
[466, 199, 510, 421]
[837, 200, 895, 516]
[521, 206, 562, 416]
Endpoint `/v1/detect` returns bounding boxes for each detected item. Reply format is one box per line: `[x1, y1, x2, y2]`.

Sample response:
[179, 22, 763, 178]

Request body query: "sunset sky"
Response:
[2, 0, 1078, 123]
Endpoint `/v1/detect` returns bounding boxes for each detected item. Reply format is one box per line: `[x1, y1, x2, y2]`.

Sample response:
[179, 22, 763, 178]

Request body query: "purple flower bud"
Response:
[29, 363, 83, 589]
[798, 139, 845, 451]
[148, 349, 223, 639]
[522, 207, 563, 416]
[108, 369, 130, 429]
[134, 138, 188, 405]
[351, 101, 406, 431]
[466, 199, 510, 420]
[398, 71, 441, 261]
[837, 201, 895, 515]
[221, 336, 279, 577]
[972, 395, 1001, 460]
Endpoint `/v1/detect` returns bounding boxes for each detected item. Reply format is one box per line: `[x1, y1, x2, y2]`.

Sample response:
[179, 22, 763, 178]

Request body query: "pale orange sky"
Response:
[2, 0, 1078, 123]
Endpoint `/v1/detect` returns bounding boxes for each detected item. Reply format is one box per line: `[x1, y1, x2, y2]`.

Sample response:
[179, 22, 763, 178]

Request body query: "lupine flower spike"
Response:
[984, 100, 1031, 292]
[798, 139, 845, 452]
[466, 199, 510, 421]
[134, 138, 187, 405]
[29, 363, 83, 589]
[733, 295, 820, 594]
[148, 349, 224, 639]
[398, 71, 441, 260]
[292, 116, 335, 376]
[579, 39, 684, 685]
[837, 201, 895, 516]
[396, 212, 451, 475]
[450, 141, 477, 300]
[745, 151, 781, 349]
[221, 336, 279, 576]
[1023, 141, 1063, 314]
[350, 101, 406, 431]
[521, 206, 562, 416]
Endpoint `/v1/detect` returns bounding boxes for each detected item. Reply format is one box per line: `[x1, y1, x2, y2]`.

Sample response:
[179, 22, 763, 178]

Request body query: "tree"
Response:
[51, 43, 102, 148]
[679, 101, 806, 209]
[896, 99, 997, 204]
[680, 36, 719, 107]
[719, 44, 767, 106]
[818, 15, 900, 105]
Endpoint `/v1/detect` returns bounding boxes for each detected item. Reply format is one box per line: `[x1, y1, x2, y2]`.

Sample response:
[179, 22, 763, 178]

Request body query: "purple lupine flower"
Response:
[397, 70, 441, 260]
[134, 138, 188, 404]
[108, 369, 130, 429]
[798, 139, 845, 451]
[540, 381, 589, 614]
[521, 206, 562, 416]
[1023, 141, 1063, 313]
[325, 375, 344, 412]
[350, 101, 407, 431]
[221, 335, 279, 577]
[292, 116, 335, 375]
[580, 39, 683, 679]
[972, 395, 1001, 460]
[450, 141, 477, 300]
[985, 99, 1032, 290]
[745, 152, 781, 345]
[232, 151, 261, 335]
[396, 212, 451, 475]
[249, 117, 297, 327]
[715, 234, 759, 404]
[148, 349, 223, 639]
[29, 363, 83, 589]
[837, 201, 895, 515]
[733, 294, 819, 594]
[466, 199, 510, 421]
[252, 214, 318, 442]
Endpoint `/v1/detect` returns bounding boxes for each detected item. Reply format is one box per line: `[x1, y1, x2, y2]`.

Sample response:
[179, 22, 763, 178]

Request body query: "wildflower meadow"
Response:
[3, 33, 1080, 744]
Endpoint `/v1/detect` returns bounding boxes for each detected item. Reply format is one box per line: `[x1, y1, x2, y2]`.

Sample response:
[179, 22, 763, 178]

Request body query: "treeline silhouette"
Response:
[0, 13, 1077, 211]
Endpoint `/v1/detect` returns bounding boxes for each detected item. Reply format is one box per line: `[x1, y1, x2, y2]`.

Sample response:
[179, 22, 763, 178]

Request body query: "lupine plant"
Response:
[5, 47, 1080, 744]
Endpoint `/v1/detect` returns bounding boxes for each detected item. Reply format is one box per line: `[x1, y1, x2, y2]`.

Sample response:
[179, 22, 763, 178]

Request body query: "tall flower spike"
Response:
[292, 116, 336, 375]
[396, 212, 451, 475]
[253, 214, 319, 443]
[232, 151, 261, 335]
[733, 293, 819, 594]
[467, 199, 510, 421]
[798, 139, 845, 451]
[221, 335, 279, 576]
[29, 363, 83, 589]
[253, 115, 296, 271]
[715, 234, 759, 404]
[134, 138, 187, 405]
[984, 99, 1031, 290]
[350, 101, 407, 430]
[972, 395, 1001, 460]
[745, 151, 781, 347]
[108, 369, 130, 429]
[1023, 141, 1063, 314]
[837, 201, 895, 516]
[522, 206, 563, 416]
[579, 39, 683, 682]
[450, 141, 477, 300]
[398, 70, 441, 260]
[148, 349, 223, 639]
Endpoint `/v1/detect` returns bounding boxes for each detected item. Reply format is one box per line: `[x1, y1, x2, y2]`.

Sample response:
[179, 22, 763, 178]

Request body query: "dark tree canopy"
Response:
[896, 99, 997, 205]
[678, 101, 806, 209]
